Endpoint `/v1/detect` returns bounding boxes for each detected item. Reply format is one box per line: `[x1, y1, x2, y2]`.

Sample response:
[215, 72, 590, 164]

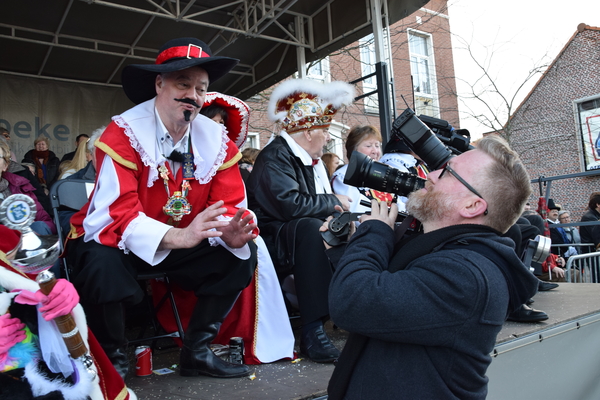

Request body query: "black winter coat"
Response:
[247, 136, 341, 271]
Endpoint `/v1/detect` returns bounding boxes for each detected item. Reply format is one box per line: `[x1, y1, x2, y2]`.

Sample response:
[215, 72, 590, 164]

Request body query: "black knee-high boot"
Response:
[179, 293, 249, 378]
[83, 302, 129, 380]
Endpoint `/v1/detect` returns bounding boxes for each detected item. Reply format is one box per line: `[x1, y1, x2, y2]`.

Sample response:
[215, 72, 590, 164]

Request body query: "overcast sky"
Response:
[446, 0, 600, 138]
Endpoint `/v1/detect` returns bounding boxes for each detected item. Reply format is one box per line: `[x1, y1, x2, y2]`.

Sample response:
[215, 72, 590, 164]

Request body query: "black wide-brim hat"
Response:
[122, 37, 239, 105]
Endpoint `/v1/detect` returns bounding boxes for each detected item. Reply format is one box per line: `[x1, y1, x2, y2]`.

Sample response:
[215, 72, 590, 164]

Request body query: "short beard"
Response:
[406, 188, 456, 223]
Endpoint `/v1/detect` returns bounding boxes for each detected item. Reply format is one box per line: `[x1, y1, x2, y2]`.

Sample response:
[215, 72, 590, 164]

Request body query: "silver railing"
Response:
[564, 251, 600, 283]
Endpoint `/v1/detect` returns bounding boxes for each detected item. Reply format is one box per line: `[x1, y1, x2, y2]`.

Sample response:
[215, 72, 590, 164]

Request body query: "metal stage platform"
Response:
[125, 283, 600, 400]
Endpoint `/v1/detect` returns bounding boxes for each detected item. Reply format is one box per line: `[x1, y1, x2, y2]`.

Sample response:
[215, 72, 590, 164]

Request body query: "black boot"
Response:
[84, 302, 129, 380]
[179, 294, 249, 378]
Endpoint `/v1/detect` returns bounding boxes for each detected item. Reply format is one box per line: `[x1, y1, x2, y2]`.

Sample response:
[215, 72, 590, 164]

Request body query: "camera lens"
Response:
[344, 151, 425, 197]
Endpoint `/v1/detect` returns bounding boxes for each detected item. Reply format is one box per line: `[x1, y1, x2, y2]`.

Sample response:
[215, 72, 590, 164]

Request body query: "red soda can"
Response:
[135, 345, 152, 376]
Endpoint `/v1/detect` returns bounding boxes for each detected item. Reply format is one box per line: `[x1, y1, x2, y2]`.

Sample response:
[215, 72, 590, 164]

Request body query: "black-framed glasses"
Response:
[439, 162, 488, 215]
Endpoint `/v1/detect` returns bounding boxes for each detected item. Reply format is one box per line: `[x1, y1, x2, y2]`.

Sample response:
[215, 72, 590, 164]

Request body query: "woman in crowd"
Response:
[0, 139, 56, 235]
[238, 148, 261, 184]
[331, 125, 386, 213]
[321, 152, 342, 179]
[21, 137, 60, 195]
[58, 138, 92, 180]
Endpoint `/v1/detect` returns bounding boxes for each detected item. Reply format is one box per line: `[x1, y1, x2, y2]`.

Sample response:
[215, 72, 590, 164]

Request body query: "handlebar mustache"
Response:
[174, 98, 201, 108]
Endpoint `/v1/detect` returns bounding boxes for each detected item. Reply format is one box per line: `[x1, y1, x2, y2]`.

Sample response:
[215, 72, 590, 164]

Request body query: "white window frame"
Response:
[306, 57, 330, 83]
[408, 29, 440, 118]
[326, 120, 348, 160]
[242, 132, 260, 150]
[359, 33, 379, 114]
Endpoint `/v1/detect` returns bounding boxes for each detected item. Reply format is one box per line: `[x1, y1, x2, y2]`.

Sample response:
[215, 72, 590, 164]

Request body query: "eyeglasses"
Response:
[439, 162, 488, 215]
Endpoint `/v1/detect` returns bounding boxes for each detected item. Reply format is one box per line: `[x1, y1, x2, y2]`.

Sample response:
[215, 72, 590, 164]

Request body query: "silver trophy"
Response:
[0, 194, 60, 274]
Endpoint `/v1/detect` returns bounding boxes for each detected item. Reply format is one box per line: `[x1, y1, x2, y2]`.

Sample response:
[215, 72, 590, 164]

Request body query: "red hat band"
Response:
[156, 44, 211, 65]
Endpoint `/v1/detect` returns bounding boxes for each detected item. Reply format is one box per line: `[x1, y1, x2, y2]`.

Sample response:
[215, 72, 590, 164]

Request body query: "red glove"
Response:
[14, 279, 80, 321]
[0, 313, 26, 354]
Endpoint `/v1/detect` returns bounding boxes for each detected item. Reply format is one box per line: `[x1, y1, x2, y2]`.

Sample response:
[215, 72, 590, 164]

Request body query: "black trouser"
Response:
[67, 237, 257, 306]
[275, 218, 333, 325]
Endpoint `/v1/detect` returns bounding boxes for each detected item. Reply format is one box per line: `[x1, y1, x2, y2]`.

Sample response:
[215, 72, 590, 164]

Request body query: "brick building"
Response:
[243, 0, 460, 162]
[507, 24, 600, 219]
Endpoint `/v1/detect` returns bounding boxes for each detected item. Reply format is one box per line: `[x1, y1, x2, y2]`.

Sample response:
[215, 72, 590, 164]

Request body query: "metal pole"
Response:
[376, 62, 391, 144]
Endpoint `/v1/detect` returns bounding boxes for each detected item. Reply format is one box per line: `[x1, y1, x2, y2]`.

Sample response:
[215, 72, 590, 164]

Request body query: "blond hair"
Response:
[58, 138, 90, 179]
[475, 135, 531, 233]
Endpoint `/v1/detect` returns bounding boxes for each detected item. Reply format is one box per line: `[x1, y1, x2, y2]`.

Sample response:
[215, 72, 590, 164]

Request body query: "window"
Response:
[295, 58, 330, 82]
[408, 30, 439, 117]
[325, 121, 348, 161]
[359, 34, 379, 113]
[242, 132, 260, 150]
[576, 95, 600, 171]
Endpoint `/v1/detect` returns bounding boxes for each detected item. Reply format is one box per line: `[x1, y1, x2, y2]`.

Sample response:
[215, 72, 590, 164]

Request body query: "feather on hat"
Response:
[268, 79, 355, 133]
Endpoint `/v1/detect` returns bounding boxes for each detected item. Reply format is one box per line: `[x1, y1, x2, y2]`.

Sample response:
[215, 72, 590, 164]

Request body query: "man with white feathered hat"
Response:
[247, 79, 355, 363]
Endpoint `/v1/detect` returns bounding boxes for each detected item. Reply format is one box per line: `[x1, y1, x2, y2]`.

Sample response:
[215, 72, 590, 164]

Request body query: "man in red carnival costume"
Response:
[67, 37, 258, 379]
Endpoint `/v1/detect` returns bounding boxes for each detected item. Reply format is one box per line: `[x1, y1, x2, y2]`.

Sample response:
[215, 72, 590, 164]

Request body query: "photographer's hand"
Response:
[360, 199, 397, 230]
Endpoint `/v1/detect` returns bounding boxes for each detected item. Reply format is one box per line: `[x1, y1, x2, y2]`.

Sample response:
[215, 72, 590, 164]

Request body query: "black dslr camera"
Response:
[322, 108, 473, 246]
[391, 108, 473, 170]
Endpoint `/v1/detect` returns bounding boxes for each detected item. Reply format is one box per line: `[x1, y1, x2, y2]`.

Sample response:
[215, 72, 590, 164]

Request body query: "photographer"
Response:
[327, 135, 539, 399]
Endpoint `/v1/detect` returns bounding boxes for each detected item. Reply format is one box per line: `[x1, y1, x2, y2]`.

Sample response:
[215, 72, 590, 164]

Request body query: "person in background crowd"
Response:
[0, 139, 56, 235]
[21, 136, 60, 195]
[327, 135, 538, 400]
[66, 37, 258, 380]
[0, 137, 52, 216]
[0, 127, 17, 162]
[60, 133, 90, 163]
[550, 210, 581, 259]
[321, 152, 342, 179]
[199, 92, 258, 185]
[238, 147, 260, 184]
[580, 192, 600, 251]
[58, 138, 92, 179]
[56, 127, 104, 237]
[247, 78, 354, 363]
[331, 125, 387, 214]
[546, 198, 560, 224]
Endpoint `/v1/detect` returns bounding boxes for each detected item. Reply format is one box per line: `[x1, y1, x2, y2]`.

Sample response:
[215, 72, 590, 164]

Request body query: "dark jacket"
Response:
[22, 149, 61, 190]
[328, 221, 538, 400]
[7, 161, 53, 216]
[580, 208, 600, 246]
[246, 136, 340, 270]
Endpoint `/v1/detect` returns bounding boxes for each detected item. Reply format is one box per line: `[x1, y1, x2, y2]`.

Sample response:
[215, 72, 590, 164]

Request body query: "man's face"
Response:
[407, 149, 491, 228]
[559, 213, 571, 224]
[548, 209, 559, 221]
[155, 67, 209, 126]
[305, 128, 330, 159]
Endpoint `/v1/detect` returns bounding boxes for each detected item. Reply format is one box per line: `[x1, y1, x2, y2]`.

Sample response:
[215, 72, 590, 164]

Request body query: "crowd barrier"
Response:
[563, 250, 600, 283]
